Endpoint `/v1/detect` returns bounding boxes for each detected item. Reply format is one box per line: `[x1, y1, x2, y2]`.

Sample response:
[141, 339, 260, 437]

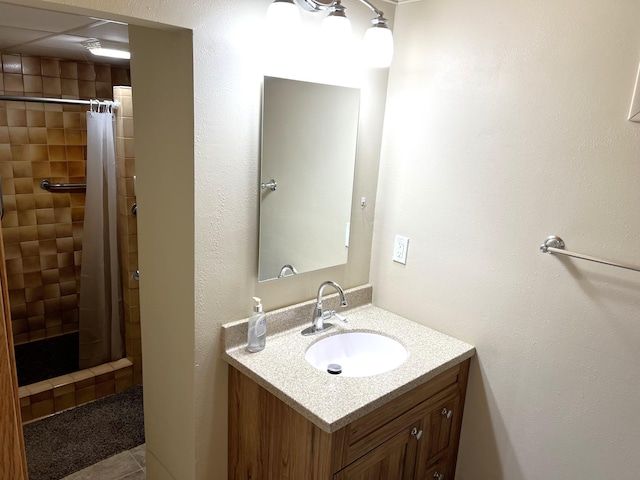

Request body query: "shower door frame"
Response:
[0, 232, 29, 479]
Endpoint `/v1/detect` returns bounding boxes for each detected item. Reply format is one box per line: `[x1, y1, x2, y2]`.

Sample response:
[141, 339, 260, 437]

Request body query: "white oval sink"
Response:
[305, 332, 408, 377]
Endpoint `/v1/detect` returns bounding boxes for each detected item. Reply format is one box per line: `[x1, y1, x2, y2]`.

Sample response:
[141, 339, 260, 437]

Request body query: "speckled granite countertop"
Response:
[221, 285, 475, 433]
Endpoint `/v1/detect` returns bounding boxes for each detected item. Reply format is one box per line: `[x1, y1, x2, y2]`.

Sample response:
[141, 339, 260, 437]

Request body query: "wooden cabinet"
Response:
[229, 359, 470, 480]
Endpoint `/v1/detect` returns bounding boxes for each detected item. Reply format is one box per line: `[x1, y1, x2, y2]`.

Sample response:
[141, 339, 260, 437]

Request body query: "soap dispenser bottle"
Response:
[247, 297, 266, 352]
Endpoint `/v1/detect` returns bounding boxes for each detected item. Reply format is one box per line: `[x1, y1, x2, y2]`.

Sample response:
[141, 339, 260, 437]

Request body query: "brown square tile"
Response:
[28, 127, 47, 144]
[68, 161, 85, 177]
[8, 288, 25, 305]
[96, 82, 112, 99]
[2, 54, 22, 74]
[22, 57, 41, 76]
[57, 252, 73, 268]
[27, 314, 45, 330]
[42, 76, 61, 96]
[13, 333, 29, 345]
[66, 145, 84, 161]
[2, 210, 18, 227]
[46, 325, 63, 337]
[115, 375, 133, 393]
[45, 312, 62, 328]
[0, 126, 9, 143]
[4, 243, 21, 259]
[13, 163, 33, 179]
[62, 323, 78, 333]
[75, 385, 96, 405]
[26, 110, 45, 127]
[11, 303, 27, 319]
[9, 127, 29, 144]
[11, 318, 28, 334]
[54, 392, 76, 412]
[23, 75, 43, 94]
[32, 162, 51, 178]
[7, 109, 27, 127]
[31, 399, 55, 419]
[50, 161, 67, 176]
[35, 208, 55, 224]
[0, 144, 12, 162]
[95, 380, 115, 399]
[29, 145, 48, 162]
[10, 145, 28, 161]
[60, 294, 77, 310]
[60, 281, 76, 297]
[44, 298, 61, 313]
[63, 112, 82, 129]
[42, 283, 60, 300]
[71, 207, 84, 222]
[55, 223, 72, 237]
[77, 63, 96, 81]
[29, 329, 47, 342]
[69, 193, 85, 207]
[47, 129, 66, 146]
[45, 111, 63, 129]
[54, 207, 71, 223]
[3, 196, 16, 213]
[22, 257, 41, 276]
[4, 73, 23, 93]
[0, 109, 7, 127]
[95, 65, 111, 83]
[78, 81, 96, 99]
[60, 62, 77, 79]
[20, 240, 39, 257]
[41, 59, 60, 78]
[13, 178, 32, 194]
[17, 209, 36, 226]
[20, 404, 33, 423]
[41, 255, 58, 271]
[61, 78, 79, 97]
[37, 223, 56, 238]
[39, 239, 57, 256]
[65, 129, 82, 145]
[23, 272, 42, 288]
[17, 228, 37, 244]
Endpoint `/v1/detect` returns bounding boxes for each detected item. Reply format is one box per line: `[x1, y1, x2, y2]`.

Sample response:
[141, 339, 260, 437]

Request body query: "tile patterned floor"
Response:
[61, 444, 145, 480]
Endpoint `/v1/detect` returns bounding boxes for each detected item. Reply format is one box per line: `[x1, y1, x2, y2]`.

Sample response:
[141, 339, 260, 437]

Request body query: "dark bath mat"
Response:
[23, 385, 145, 480]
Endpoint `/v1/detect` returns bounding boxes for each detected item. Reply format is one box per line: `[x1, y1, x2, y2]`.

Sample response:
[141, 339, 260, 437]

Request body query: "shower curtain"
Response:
[79, 106, 124, 369]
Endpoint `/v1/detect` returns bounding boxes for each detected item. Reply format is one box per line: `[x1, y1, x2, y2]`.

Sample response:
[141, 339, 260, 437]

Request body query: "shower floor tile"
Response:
[61, 445, 146, 480]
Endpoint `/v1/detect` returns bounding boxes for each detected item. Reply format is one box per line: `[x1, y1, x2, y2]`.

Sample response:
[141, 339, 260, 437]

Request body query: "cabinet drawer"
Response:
[333, 364, 463, 472]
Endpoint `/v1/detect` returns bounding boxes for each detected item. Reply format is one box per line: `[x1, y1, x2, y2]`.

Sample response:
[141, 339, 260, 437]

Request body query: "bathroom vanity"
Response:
[221, 286, 475, 480]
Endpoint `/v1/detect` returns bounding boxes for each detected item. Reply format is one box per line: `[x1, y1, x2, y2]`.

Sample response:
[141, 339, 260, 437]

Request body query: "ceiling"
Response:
[0, 2, 130, 67]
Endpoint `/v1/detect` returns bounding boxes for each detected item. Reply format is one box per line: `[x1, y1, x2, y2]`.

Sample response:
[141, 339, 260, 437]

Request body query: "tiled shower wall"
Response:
[114, 86, 142, 385]
[0, 53, 130, 345]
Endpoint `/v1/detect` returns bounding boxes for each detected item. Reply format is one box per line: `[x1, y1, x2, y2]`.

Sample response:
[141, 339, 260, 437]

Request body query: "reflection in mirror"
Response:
[259, 76, 360, 282]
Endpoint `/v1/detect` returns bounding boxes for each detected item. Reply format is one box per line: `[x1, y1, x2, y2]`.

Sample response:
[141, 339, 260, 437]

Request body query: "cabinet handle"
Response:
[433, 472, 445, 480]
[441, 408, 453, 419]
[411, 427, 423, 440]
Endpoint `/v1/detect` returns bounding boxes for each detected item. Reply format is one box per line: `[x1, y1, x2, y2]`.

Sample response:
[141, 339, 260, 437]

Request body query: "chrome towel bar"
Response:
[40, 179, 86, 193]
[540, 235, 640, 273]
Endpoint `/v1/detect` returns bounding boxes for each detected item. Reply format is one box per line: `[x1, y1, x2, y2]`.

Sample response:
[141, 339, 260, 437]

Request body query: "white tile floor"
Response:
[61, 444, 145, 480]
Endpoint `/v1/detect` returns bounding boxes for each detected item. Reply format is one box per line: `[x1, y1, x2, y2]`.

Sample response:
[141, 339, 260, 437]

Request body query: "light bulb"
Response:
[266, 0, 301, 31]
[363, 22, 394, 68]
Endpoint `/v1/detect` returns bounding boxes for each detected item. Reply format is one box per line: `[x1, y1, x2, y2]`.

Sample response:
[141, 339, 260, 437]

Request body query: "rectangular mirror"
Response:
[258, 76, 360, 282]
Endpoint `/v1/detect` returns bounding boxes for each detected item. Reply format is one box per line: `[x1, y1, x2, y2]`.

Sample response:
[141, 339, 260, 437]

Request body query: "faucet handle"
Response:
[323, 310, 348, 323]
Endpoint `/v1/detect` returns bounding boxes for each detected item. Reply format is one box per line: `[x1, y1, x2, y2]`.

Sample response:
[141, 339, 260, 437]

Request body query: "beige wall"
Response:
[371, 1, 640, 479]
[6, 1, 392, 479]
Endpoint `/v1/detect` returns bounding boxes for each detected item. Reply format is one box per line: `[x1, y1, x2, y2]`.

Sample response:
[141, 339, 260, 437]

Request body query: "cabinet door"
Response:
[415, 390, 460, 479]
[334, 421, 422, 480]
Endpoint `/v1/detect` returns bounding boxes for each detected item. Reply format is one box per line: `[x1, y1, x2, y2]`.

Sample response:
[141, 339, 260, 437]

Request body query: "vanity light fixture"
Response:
[266, 0, 302, 29]
[82, 39, 131, 60]
[266, 0, 394, 68]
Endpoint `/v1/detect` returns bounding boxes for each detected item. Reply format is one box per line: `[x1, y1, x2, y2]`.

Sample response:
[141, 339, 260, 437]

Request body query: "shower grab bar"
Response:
[40, 179, 86, 193]
[540, 235, 640, 273]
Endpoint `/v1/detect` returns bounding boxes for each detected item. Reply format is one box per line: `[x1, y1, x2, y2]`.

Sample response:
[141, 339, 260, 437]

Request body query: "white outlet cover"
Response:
[393, 235, 409, 264]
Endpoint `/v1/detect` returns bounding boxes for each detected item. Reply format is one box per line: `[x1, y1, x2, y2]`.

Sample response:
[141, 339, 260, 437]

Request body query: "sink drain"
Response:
[327, 363, 342, 375]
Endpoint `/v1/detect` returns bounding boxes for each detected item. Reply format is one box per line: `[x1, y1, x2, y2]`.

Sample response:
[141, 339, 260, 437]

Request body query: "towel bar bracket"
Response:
[540, 235, 565, 253]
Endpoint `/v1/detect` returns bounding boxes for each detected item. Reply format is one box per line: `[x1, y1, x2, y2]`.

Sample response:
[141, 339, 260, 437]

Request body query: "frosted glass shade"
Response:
[266, 1, 301, 31]
[363, 25, 394, 68]
[322, 14, 352, 42]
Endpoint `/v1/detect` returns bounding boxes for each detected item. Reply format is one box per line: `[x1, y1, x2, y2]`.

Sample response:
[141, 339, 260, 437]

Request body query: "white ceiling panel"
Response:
[0, 26, 51, 49]
[69, 23, 129, 44]
[0, 3, 94, 33]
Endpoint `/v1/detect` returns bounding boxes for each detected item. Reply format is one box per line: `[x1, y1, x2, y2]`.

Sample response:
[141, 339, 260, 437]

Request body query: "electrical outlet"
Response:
[393, 235, 409, 264]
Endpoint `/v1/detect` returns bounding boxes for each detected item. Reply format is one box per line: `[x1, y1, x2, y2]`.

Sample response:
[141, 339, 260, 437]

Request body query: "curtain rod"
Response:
[0, 95, 117, 107]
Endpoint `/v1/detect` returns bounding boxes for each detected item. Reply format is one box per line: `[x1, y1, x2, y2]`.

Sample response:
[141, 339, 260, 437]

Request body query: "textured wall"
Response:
[371, 1, 640, 479]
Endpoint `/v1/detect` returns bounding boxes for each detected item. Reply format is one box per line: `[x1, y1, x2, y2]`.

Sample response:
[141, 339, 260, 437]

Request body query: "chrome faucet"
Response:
[301, 281, 348, 336]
